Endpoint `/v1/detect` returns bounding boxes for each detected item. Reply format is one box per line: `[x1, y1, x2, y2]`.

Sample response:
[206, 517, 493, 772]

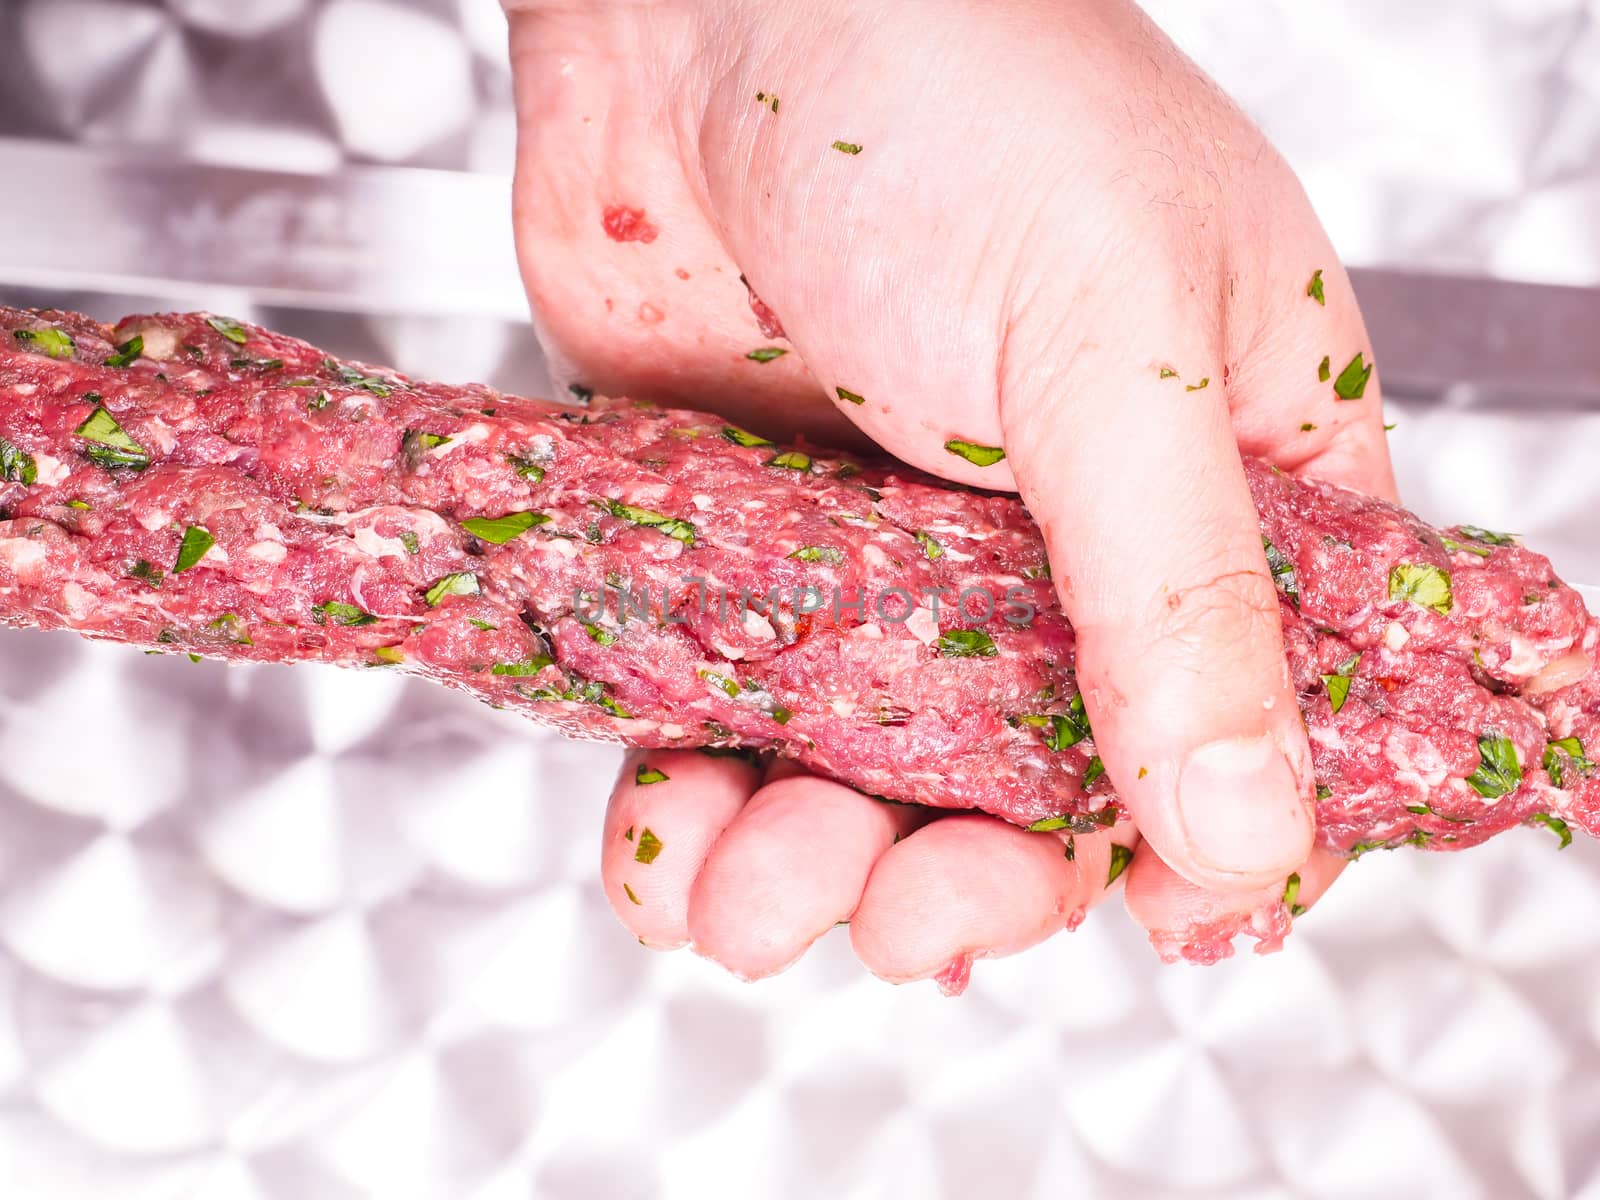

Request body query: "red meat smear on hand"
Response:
[741, 274, 786, 339]
[602, 205, 658, 244]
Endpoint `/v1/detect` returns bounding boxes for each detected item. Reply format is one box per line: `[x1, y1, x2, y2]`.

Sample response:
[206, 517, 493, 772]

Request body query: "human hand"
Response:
[504, 0, 1396, 979]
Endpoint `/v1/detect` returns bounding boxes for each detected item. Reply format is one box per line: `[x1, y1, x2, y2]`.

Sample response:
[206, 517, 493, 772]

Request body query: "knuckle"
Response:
[1147, 565, 1283, 671]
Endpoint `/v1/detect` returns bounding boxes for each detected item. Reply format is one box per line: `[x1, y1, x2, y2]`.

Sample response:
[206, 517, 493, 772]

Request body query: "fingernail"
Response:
[1177, 735, 1311, 877]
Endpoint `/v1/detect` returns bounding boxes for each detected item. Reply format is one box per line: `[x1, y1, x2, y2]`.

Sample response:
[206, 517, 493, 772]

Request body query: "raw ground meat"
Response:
[2, 308, 1597, 961]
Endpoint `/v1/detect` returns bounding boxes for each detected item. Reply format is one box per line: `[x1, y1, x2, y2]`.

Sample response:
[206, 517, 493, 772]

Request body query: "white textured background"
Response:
[0, 1, 1598, 1198]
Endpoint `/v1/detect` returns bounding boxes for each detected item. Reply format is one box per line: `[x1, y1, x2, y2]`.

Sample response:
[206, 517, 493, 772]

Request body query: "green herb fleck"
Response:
[507, 452, 548, 483]
[1064, 837, 1076, 861]
[698, 669, 741, 697]
[13, 327, 75, 358]
[771, 706, 793, 724]
[1440, 537, 1492, 559]
[1082, 757, 1106, 788]
[622, 882, 641, 906]
[583, 622, 618, 646]
[1262, 536, 1299, 607]
[1283, 872, 1302, 908]
[1106, 843, 1133, 887]
[1159, 367, 1178, 379]
[935, 629, 997, 658]
[755, 91, 779, 113]
[105, 335, 143, 368]
[1466, 731, 1521, 799]
[75, 405, 150, 470]
[129, 559, 163, 589]
[490, 657, 555, 676]
[1300, 422, 1317, 432]
[1026, 815, 1072, 833]
[0, 436, 37, 486]
[1185, 377, 1210, 392]
[424, 572, 481, 606]
[208, 614, 252, 645]
[746, 347, 787, 363]
[1307, 270, 1326, 306]
[766, 450, 811, 471]
[1042, 694, 1092, 750]
[789, 545, 844, 565]
[603, 500, 696, 545]
[1333, 353, 1374, 400]
[467, 617, 498, 631]
[634, 827, 664, 863]
[1457, 525, 1515, 546]
[1387, 562, 1453, 615]
[313, 600, 376, 626]
[206, 316, 249, 344]
[461, 511, 549, 544]
[832, 140, 863, 155]
[914, 530, 944, 560]
[65, 499, 90, 510]
[373, 646, 404, 665]
[325, 360, 393, 397]
[402, 430, 451, 463]
[836, 386, 865, 405]
[398, 530, 420, 555]
[943, 439, 1006, 468]
[173, 526, 214, 573]
[1317, 356, 1331, 383]
[1320, 652, 1360, 715]
[1542, 736, 1594, 788]
[722, 425, 773, 447]
[1022, 562, 1052, 581]
[1384, 422, 1397, 432]
[1530, 812, 1573, 849]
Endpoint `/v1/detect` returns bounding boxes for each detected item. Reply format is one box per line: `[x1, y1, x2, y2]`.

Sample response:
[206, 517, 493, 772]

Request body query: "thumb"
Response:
[999, 289, 1325, 892]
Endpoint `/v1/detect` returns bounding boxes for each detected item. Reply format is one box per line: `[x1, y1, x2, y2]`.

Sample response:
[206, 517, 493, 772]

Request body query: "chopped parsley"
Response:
[634, 763, 669, 787]
[173, 525, 215, 573]
[1185, 377, 1210, 392]
[75, 404, 150, 470]
[1387, 562, 1452, 615]
[1262, 536, 1299, 607]
[398, 530, 420, 555]
[1320, 653, 1360, 715]
[1042, 694, 1092, 750]
[754, 91, 779, 113]
[13, 328, 75, 358]
[914, 530, 944, 560]
[832, 140, 863, 155]
[307, 391, 332, 412]
[747, 347, 787, 362]
[1465, 731, 1521, 799]
[1332, 352, 1374, 400]
[0, 436, 37, 486]
[105, 335, 143, 368]
[424, 572, 481, 606]
[943, 439, 1006, 467]
[1317, 356, 1331, 382]
[789, 545, 844, 565]
[313, 600, 377, 626]
[1307, 270, 1326, 306]
[467, 618, 498, 631]
[1542, 736, 1594, 788]
[623, 882, 641, 906]
[206, 316, 250, 344]
[1283, 872, 1302, 909]
[1440, 537, 1491, 559]
[373, 646, 404, 665]
[325, 359, 394, 397]
[64, 499, 90, 510]
[583, 622, 617, 646]
[1457, 524, 1515, 546]
[836, 386, 865, 405]
[1300, 422, 1317, 432]
[935, 628, 997, 658]
[766, 450, 811, 471]
[1529, 812, 1573, 849]
[1082, 757, 1106, 788]
[1025, 814, 1072, 832]
[722, 425, 772, 447]
[490, 657, 554, 676]
[461, 511, 549, 544]
[401, 429, 451, 462]
[208, 613, 252, 645]
[128, 559, 163, 589]
[1159, 367, 1178, 379]
[634, 827, 664, 863]
[698, 669, 741, 697]
[603, 499, 696, 545]
[507, 452, 548, 483]
[1106, 843, 1133, 887]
